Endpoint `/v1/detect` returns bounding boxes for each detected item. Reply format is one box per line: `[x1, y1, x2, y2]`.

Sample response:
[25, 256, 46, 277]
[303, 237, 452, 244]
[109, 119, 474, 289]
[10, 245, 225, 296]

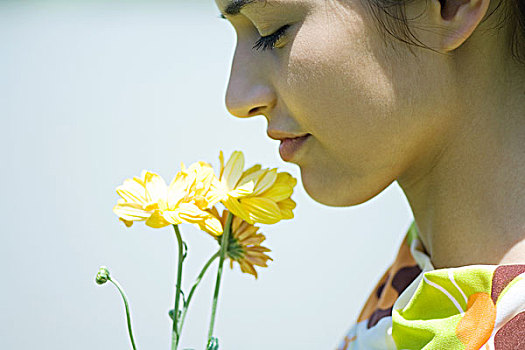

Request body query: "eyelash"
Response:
[252, 25, 291, 51]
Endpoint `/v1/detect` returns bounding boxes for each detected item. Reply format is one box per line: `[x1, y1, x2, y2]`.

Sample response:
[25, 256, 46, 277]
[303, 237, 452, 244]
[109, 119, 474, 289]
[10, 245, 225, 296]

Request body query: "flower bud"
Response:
[95, 266, 110, 285]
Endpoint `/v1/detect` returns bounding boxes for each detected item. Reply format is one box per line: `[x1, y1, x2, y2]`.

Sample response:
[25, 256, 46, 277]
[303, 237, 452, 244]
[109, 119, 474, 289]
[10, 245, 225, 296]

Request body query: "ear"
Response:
[428, 0, 491, 52]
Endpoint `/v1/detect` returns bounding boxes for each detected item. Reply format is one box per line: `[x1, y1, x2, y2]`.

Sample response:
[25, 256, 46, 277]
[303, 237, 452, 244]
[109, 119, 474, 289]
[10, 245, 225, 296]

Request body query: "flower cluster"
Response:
[103, 151, 296, 350]
[113, 151, 296, 235]
[216, 151, 297, 225]
[113, 161, 224, 235]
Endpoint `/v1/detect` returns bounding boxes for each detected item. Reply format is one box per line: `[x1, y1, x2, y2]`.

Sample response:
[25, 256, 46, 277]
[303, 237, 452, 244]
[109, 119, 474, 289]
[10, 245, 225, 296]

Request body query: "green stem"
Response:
[108, 277, 137, 350]
[171, 224, 185, 350]
[207, 212, 233, 342]
[178, 251, 220, 335]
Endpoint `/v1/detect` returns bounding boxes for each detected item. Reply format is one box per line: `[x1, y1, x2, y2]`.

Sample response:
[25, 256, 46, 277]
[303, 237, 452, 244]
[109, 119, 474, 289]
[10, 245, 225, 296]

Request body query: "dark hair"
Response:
[362, 0, 525, 63]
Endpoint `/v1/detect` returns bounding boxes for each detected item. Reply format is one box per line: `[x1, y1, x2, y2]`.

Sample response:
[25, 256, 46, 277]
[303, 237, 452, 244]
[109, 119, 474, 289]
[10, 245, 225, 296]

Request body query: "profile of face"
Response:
[215, 0, 483, 206]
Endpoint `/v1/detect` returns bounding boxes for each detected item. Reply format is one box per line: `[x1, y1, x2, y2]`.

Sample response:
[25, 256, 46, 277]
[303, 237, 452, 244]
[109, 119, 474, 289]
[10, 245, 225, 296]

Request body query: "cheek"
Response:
[273, 8, 456, 206]
[279, 12, 399, 165]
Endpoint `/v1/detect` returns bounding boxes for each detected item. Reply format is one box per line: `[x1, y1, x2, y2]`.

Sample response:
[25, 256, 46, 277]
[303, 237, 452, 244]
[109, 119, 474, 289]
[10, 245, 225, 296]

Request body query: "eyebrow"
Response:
[222, 0, 257, 16]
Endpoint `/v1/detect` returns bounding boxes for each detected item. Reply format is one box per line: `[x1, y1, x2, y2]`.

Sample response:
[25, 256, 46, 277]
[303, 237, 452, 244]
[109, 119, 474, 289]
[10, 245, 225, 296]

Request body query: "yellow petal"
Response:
[134, 170, 148, 185]
[273, 172, 296, 188]
[277, 172, 297, 187]
[206, 185, 228, 206]
[231, 215, 244, 233]
[236, 225, 260, 241]
[223, 197, 253, 224]
[176, 203, 208, 219]
[187, 162, 221, 207]
[219, 151, 225, 179]
[238, 164, 262, 181]
[162, 210, 183, 225]
[248, 246, 272, 253]
[167, 172, 189, 208]
[119, 218, 134, 227]
[228, 181, 255, 198]
[169, 203, 224, 235]
[245, 251, 271, 266]
[240, 197, 282, 224]
[278, 198, 296, 210]
[252, 168, 278, 196]
[116, 178, 148, 205]
[239, 260, 258, 278]
[241, 235, 266, 245]
[260, 184, 293, 202]
[279, 209, 294, 220]
[209, 207, 221, 220]
[236, 168, 266, 189]
[208, 183, 228, 204]
[145, 210, 170, 228]
[187, 161, 214, 184]
[144, 172, 168, 203]
[113, 203, 151, 221]
[197, 216, 224, 236]
[222, 151, 244, 190]
[259, 172, 295, 201]
[197, 166, 216, 192]
[277, 198, 296, 219]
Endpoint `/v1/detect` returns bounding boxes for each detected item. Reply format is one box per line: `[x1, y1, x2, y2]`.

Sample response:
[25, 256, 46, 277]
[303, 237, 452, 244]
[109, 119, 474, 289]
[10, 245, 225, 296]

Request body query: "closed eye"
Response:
[252, 25, 290, 51]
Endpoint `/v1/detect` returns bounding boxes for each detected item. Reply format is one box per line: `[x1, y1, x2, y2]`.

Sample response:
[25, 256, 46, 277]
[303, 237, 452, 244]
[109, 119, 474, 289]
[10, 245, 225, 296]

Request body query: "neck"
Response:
[398, 56, 525, 269]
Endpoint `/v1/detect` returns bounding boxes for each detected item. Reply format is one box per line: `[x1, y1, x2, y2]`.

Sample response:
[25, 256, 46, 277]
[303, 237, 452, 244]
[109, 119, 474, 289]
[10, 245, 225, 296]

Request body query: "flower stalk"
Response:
[207, 212, 234, 344]
[95, 267, 137, 350]
[178, 251, 220, 335]
[171, 224, 185, 350]
[109, 277, 138, 350]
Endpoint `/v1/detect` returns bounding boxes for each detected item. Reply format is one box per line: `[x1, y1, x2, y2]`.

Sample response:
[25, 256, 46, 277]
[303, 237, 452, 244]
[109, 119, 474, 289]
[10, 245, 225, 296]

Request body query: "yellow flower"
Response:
[217, 151, 297, 225]
[112, 170, 170, 228]
[213, 209, 272, 279]
[178, 161, 224, 211]
[113, 163, 223, 235]
[165, 161, 224, 235]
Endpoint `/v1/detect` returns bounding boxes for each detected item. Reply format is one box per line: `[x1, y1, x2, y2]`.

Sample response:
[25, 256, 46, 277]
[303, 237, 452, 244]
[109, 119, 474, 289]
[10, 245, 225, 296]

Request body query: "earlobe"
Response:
[430, 0, 491, 52]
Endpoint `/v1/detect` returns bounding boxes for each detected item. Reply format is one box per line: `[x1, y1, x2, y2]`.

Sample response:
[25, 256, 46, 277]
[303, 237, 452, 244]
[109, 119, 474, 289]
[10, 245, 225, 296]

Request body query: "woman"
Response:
[215, 0, 525, 348]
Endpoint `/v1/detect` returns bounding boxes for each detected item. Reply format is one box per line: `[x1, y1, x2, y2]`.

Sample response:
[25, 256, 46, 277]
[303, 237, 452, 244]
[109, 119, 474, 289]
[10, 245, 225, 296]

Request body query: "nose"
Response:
[225, 46, 276, 118]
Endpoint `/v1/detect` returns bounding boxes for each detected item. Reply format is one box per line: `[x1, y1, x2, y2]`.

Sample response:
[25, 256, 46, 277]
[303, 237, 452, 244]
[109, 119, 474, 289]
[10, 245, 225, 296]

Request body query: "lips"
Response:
[278, 134, 311, 162]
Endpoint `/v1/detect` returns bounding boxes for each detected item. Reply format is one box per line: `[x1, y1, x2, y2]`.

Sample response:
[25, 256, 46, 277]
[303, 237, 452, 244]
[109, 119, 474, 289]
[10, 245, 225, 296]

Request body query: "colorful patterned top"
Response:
[337, 223, 525, 349]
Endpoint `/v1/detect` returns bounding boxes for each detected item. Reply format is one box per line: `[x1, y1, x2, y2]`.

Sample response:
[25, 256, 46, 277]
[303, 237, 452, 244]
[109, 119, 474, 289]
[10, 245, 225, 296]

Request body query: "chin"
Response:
[300, 167, 392, 207]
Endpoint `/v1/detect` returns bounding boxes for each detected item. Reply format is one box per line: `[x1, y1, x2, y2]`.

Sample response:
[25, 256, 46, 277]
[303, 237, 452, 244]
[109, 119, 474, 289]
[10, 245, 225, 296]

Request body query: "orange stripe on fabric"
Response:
[455, 292, 496, 350]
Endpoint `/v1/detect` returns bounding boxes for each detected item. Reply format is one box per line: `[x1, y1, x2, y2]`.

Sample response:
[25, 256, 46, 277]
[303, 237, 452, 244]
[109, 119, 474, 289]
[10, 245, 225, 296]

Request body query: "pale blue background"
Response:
[0, 1, 413, 349]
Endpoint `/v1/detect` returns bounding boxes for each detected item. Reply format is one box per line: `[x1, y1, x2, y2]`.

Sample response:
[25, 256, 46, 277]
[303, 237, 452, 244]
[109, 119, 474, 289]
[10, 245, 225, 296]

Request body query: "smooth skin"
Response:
[216, 0, 525, 268]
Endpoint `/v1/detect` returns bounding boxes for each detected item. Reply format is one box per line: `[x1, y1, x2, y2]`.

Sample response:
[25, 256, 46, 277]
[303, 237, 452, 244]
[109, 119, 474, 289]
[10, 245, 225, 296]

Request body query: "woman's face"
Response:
[216, 0, 457, 206]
